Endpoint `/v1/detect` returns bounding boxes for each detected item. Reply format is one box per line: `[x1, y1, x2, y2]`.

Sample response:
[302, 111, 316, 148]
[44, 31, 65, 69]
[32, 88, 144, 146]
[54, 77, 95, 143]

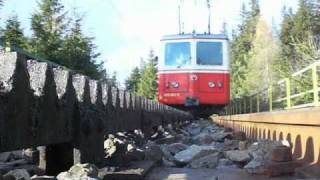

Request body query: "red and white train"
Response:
[158, 33, 230, 117]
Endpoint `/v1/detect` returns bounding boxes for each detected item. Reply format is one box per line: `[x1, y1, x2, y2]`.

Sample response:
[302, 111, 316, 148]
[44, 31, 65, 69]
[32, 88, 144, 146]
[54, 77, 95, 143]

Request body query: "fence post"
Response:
[268, 85, 273, 112]
[312, 65, 319, 106]
[285, 78, 291, 109]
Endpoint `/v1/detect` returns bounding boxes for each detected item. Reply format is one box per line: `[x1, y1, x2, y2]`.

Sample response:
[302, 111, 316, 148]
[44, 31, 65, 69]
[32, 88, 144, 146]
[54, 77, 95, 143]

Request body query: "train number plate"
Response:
[163, 93, 180, 97]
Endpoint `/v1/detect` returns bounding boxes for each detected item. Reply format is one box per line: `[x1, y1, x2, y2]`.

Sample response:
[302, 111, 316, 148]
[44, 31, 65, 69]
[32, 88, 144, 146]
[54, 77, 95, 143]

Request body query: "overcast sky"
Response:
[0, 0, 298, 85]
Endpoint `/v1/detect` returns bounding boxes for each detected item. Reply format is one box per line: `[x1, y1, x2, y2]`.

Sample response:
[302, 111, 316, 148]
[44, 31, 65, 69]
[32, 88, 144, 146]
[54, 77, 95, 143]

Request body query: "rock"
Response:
[218, 158, 233, 167]
[56, 163, 99, 180]
[212, 132, 232, 142]
[126, 149, 145, 161]
[192, 133, 214, 145]
[232, 131, 246, 141]
[244, 159, 266, 174]
[162, 158, 176, 167]
[271, 145, 292, 162]
[186, 123, 201, 136]
[160, 145, 175, 162]
[0, 152, 12, 162]
[295, 165, 320, 179]
[266, 160, 301, 177]
[4, 169, 30, 180]
[188, 152, 222, 169]
[154, 135, 181, 144]
[174, 145, 217, 165]
[104, 138, 116, 158]
[238, 141, 248, 151]
[166, 143, 188, 155]
[223, 139, 239, 151]
[225, 150, 251, 163]
[31, 175, 56, 180]
[145, 142, 163, 163]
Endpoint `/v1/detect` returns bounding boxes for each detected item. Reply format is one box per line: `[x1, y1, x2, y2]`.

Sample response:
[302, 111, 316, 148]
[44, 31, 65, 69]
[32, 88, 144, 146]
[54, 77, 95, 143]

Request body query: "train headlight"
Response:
[217, 82, 223, 88]
[208, 82, 215, 88]
[171, 82, 179, 88]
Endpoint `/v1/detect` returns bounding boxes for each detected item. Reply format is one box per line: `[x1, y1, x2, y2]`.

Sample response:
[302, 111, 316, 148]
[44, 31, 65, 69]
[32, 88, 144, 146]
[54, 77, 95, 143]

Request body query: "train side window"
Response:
[196, 42, 223, 65]
[165, 42, 191, 67]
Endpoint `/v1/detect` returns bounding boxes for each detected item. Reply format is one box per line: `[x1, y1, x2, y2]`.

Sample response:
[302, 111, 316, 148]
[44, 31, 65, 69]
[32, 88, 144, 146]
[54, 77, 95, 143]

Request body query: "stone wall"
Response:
[0, 52, 192, 169]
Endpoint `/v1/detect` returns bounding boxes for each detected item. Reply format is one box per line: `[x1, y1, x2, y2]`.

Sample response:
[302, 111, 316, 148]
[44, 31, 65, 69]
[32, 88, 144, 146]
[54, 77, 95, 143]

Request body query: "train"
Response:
[157, 33, 230, 117]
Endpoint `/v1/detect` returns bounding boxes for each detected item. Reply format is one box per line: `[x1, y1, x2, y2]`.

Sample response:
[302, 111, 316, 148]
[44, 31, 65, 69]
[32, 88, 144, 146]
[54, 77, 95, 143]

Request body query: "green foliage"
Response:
[2, 15, 29, 49]
[30, 0, 67, 64]
[28, 0, 106, 79]
[109, 71, 118, 87]
[137, 50, 158, 100]
[230, 0, 260, 98]
[125, 67, 141, 93]
[60, 15, 105, 79]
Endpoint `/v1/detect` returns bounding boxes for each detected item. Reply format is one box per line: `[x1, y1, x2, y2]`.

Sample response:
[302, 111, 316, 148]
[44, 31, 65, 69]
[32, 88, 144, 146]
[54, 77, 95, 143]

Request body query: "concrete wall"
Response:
[213, 107, 320, 165]
[0, 52, 193, 170]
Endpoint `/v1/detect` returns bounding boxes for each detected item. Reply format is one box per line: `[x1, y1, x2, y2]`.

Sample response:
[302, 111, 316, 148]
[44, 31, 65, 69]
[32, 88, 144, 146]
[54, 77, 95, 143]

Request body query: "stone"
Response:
[56, 163, 99, 180]
[104, 138, 116, 158]
[218, 158, 233, 167]
[271, 145, 292, 162]
[188, 152, 222, 169]
[3, 169, 30, 180]
[266, 160, 301, 177]
[31, 175, 56, 180]
[295, 165, 320, 179]
[225, 150, 251, 163]
[223, 139, 239, 151]
[99, 160, 155, 180]
[192, 133, 215, 145]
[162, 158, 176, 167]
[174, 145, 217, 165]
[238, 141, 248, 151]
[154, 135, 181, 144]
[166, 143, 188, 155]
[186, 124, 201, 136]
[232, 131, 246, 141]
[0, 152, 12, 162]
[212, 132, 232, 142]
[244, 159, 266, 174]
[144, 142, 163, 163]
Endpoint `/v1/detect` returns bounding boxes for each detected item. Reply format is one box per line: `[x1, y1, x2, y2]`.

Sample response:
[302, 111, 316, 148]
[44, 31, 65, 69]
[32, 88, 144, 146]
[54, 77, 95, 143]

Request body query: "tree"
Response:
[61, 15, 105, 79]
[30, 0, 67, 64]
[109, 71, 118, 87]
[244, 17, 279, 94]
[2, 15, 28, 49]
[230, 0, 261, 98]
[125, 67, 141, 93]
[137, 50, 158, 100]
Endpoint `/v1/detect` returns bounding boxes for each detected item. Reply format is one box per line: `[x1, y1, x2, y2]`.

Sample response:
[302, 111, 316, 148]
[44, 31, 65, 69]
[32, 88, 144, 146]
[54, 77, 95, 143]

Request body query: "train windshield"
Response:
[165, 42, 191, 67]
[197, 42, 223, 65]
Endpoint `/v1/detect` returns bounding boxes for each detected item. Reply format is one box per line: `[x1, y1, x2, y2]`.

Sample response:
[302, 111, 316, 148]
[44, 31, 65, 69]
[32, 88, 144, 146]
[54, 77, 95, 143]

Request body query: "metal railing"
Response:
[226, 60, 320, 115]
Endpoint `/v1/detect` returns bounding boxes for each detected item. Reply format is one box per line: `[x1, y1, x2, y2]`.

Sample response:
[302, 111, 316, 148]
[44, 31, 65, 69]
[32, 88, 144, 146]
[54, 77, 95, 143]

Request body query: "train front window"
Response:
[197, 42, 223, 65]
[165, 42, 191, 67]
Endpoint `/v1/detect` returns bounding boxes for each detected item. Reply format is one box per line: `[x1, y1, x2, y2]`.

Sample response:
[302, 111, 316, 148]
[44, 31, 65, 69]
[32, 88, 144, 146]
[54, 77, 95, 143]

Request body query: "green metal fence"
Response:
[226, 61, 320, 115]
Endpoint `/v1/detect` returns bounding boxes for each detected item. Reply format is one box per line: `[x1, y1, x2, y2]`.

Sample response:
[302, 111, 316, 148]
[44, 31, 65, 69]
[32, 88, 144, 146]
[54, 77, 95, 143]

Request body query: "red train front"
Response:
[158, 33, 230, 117]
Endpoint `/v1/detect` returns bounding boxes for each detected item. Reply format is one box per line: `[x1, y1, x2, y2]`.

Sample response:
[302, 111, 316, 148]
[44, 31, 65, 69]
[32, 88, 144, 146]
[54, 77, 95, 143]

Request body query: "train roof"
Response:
[161, 33, 228, 41]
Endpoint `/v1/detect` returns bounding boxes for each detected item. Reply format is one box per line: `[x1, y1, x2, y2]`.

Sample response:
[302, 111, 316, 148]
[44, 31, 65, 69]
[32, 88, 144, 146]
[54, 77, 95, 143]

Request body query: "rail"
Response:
[225, 60, 320, 115]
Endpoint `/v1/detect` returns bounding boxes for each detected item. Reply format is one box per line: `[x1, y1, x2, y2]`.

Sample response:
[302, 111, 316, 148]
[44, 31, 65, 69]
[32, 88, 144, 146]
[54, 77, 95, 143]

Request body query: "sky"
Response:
[0, 0, 298, 86]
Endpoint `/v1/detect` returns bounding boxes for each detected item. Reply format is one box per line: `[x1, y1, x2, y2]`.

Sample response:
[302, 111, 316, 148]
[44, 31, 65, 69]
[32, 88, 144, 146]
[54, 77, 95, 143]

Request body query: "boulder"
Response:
[0, 152, 12, 162]
[223, 139, 239, 151]
[3, 169, 30, 180]
[174, 145, 217, 165]
[188, 152, 222, 169]
[232, 131, 246, 141]
[144, 142, 163, 163]
[225, 150, 251, 163]
[186, 124, 201, 136]
[56, 163, 99, 180]
[31, 175, 56, 180]
[244, 159, 266, 174]
[166, 143, 188, 155]
[271, 145, 292, 162]
[238, 141, 248, 151]
[212, 132, 232, 142]
[218, 158, 234, 167]
[192, 133, 215, 145]
[104, 138, 116, 158]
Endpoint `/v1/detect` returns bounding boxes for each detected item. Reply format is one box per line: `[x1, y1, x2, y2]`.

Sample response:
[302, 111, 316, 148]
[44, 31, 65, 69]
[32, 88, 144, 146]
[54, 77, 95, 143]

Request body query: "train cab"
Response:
[158, 33, 230, 115]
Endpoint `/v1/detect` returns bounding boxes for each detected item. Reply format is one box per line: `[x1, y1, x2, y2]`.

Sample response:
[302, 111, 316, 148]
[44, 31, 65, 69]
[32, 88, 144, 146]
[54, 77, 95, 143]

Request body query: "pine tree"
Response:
[2, 15, 28, 49]
[61, 15, 105, 79]
[230, 0, 261, 98]
[30, 0, 67, 64]
[137, 50, 158, 100]
[125, 67, 141, 93]
[110, 71, 118, 87]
